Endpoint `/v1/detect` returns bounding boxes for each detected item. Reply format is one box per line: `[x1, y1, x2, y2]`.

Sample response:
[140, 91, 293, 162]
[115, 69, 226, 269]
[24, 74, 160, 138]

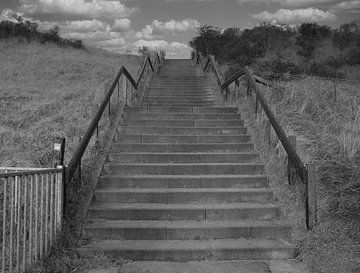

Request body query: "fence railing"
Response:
[0, 168, 64, 273]
[193, 50, 317, 230]
[65, 51, 165, 205]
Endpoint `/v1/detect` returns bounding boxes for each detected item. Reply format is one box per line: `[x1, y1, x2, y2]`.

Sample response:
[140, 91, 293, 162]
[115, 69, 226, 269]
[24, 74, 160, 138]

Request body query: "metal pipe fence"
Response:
[0, 168, 63, 273]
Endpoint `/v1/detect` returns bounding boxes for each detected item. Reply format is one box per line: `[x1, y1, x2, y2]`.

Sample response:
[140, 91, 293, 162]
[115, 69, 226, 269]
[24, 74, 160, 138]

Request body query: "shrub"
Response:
[0, 17, 84, 49]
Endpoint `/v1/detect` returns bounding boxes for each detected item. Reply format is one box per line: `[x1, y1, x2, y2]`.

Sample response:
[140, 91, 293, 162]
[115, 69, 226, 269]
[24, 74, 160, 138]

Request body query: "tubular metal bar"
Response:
[244, 66, 307, 183]
[1, 178, 7, 273]
[66, 51, 164, 185]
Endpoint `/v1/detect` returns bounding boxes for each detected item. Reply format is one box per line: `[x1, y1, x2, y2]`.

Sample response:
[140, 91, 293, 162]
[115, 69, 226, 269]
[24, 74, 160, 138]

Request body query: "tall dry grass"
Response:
[210, 64, 360, 272]
[238, 76, 360, 273]
[0, 39, 140, 168]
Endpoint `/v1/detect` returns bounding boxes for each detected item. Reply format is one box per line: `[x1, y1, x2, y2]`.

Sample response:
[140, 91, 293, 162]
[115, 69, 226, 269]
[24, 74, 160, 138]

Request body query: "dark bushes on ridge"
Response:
[190, 21, 360, 79]
[0, 16, 83, 49]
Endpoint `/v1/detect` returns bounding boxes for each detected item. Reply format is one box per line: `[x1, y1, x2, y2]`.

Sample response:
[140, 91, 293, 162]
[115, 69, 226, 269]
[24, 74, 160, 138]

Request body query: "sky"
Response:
[0, 0, 359, 58]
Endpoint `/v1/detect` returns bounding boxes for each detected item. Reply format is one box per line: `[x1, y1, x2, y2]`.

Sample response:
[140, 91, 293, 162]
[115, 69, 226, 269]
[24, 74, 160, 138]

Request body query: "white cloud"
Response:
[165, 0, 214, 2]
[331, 1, 360, 13]
[19, 0, 137, 19]
[238, 0, 335, 7]
[135, 25, 155, 40]
[112, 18, 131, 32]
[152, 19, 200, 32]
[252, 8, 337, 23]
[135, 18, 200, 40]
[62, 19, 108, 32]
[0, 9, 22, 22]
[134, 39, 190, 58]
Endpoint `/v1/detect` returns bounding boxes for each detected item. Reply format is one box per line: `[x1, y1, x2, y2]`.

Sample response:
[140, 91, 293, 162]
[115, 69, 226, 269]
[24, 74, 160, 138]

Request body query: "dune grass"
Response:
[0, 38, 141, 168]
[0, 39, 142, 272]
[214, 74, 360, 273]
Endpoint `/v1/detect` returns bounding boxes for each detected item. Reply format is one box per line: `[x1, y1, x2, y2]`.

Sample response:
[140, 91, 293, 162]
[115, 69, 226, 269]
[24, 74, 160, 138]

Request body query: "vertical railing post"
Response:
[306, 164, 317, 230]
[78, 136, 83, 190]
[2, 178, 7, 273]
[255, 96, 259, 116]
[264, 120, 271, 146]
[287, 135, 297, 187]
[52, 137, 65, 168]
[246, 78, 251, 97]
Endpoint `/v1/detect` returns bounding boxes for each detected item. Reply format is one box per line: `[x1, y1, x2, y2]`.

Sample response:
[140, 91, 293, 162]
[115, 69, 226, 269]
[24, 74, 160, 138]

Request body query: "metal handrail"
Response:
[66, 51, 165, 188]
[192, 50, 316, 230]
[195, 51, 273, 89]
[245, 66, 307, 183]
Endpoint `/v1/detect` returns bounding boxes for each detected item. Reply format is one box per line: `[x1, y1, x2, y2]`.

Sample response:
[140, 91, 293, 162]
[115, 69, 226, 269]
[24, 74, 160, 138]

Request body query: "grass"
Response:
[0, 38, 141, 168]
[210, 64, 360, 272]
[0, 38, 142, 272]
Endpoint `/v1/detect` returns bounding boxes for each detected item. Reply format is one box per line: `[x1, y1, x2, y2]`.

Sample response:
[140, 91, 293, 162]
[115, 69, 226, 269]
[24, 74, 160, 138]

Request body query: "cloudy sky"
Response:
[0, 0, 359, 58]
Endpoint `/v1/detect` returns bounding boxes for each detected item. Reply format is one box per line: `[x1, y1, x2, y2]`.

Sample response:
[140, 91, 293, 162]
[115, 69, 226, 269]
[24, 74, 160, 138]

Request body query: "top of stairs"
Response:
[80, 58, 295, 263]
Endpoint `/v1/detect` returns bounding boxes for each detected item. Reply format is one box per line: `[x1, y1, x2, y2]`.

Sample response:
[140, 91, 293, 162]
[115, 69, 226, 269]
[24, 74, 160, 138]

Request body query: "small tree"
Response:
[296, 22, 331, 73]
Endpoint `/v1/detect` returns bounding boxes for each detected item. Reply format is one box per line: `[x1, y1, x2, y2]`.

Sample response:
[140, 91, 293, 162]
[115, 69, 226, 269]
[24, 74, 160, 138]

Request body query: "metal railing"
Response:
[0, 168, 63, 273]
[65, 51, 165, 204]
[193, 50, 317, 230]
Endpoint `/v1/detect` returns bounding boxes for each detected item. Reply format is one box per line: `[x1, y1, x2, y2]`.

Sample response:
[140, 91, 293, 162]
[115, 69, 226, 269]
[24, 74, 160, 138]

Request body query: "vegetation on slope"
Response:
[190, 21, 360, 79]
[192, 22, 360, 273]
[0, 14, 83, 48]
[0, 39, 140, 168]
[0, 20, 142, 271]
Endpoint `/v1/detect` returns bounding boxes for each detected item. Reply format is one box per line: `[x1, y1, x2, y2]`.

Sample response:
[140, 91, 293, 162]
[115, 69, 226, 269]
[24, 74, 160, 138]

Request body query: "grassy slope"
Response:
[214, 74, 360, 273]
[0, 39, 142, 272]
[0, 39, 140, 168]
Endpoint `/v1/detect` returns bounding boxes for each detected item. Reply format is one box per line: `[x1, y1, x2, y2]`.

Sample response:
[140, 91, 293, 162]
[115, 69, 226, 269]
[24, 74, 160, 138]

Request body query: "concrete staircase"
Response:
[80, 59, 296, 261]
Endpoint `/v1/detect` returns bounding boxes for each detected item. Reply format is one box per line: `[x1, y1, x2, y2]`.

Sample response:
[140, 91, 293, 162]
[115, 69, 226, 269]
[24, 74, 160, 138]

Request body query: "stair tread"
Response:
[100, 174, 267, 179]
[80, 238, 294, 250]
[84, 219, 291, 229]
[89, 203, 278, 210]
[105, 163, 262, 166]
[95, 188, 272, 193]
[108, 152, 257, 155]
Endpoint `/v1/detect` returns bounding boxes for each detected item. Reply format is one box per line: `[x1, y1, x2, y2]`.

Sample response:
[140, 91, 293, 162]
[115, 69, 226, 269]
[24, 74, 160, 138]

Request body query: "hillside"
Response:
[193, 24, 360, 271]
[0, 39, 141, 168]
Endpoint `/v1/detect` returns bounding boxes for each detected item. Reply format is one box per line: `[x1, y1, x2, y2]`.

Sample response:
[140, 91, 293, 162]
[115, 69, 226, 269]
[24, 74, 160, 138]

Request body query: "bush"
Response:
[0, 17, 84, 49]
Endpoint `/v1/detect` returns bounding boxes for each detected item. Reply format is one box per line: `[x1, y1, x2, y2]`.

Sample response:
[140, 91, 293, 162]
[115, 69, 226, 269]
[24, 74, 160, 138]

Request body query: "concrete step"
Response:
[124, 113, 241, 120]
[87, 203, 281, 221]
[111, 143, 254, 153]
[123, 120, 244, 127]
[93, 188, 273, 204]
[147, 86, 212, 90]
[108, 152, 259, 163]
[103, 163, 264, 175]
[142, 100, 215, 105]
[98, 175, 269, 189]
[143, 96, 214, 100]
[78, 238, 296, 261]
[115, 135, 251, 144]
[143, 102, 216, 107]
[125, 107, 238, 114]
[120, 127, 247, 135]
[145, 94, 214, 98]
[83, 220, 292, 240]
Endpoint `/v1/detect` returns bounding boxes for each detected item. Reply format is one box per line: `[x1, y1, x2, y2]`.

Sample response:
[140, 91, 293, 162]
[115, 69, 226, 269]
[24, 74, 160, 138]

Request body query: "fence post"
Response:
[287, 135, 297, 187]
[255, 96, 259, 116]
[52, 138, 65, 168]
[264, 120, 271, 146]
[246, 78, 251, 97]
[235, 79, 240, 99]
[306, 164, 317, 230]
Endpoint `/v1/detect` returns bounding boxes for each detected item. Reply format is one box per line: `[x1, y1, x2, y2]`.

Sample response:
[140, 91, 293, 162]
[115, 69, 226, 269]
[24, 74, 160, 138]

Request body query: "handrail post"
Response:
[306, 164, 317, 230]
[287, 135, 297, 187]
